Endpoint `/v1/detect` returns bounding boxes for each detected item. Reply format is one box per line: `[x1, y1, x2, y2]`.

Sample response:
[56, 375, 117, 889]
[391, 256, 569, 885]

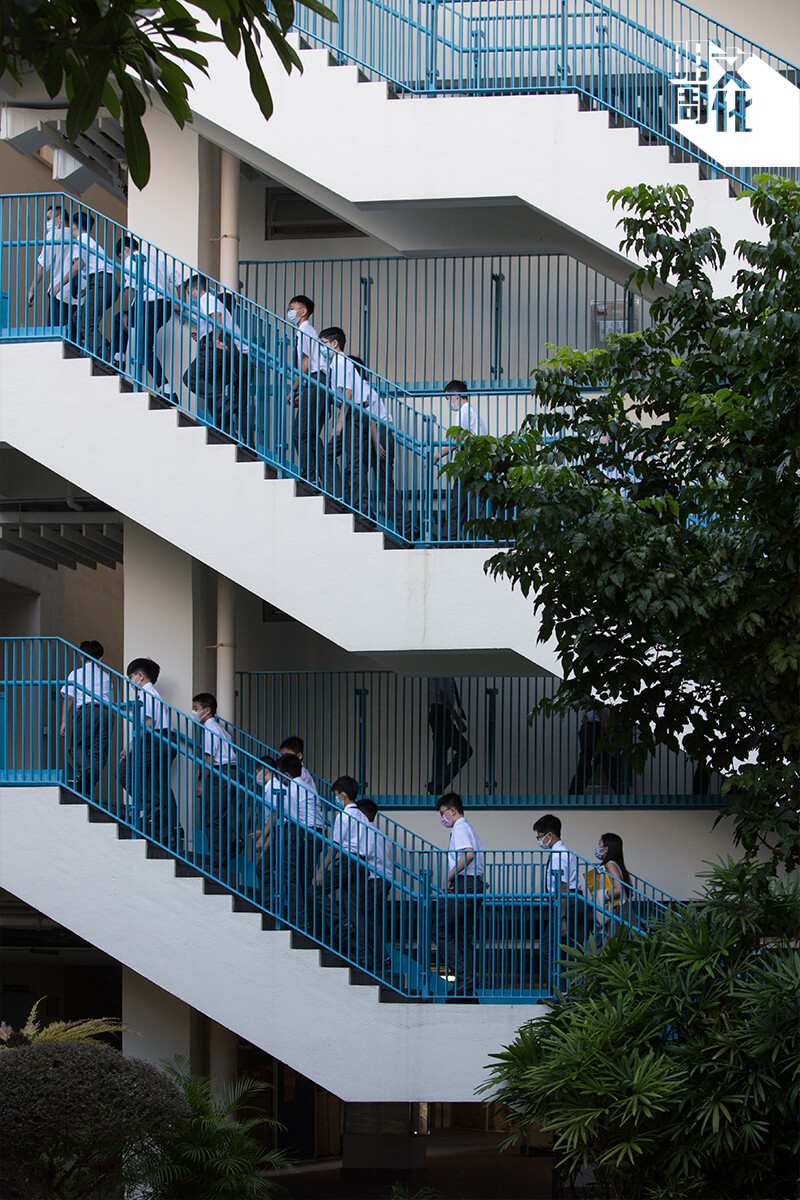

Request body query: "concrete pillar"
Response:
[218, 150, 240, 291]
[216, 574, 236, 725]
[208, 1019, 238, 1098]
[122, 967, 191, 1065]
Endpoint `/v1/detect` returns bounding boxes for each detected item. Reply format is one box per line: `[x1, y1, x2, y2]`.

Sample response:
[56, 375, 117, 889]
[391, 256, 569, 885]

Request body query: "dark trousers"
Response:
[427, 703, 473, 794]
[327, 408, 372, 514]
[112, 299, 171, 390]
[198, 765, 243, 883]
[568, 722, 622, 793]
[118, 732, 180, 847]
[281, 823, 319, 930]
[48, 293, 72, 331]
[292, 372, 329, 487]
[71, 272, 115, 355]
[68, 702, 110, 793]
[538, 892, 588, 990]
[184, 336, 247, 441]
[436, 875, 484, 996]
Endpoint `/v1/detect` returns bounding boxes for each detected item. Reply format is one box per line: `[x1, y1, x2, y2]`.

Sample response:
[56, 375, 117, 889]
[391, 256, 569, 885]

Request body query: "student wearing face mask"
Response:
[118, 658, 181, 849]
[286, 295, 327, 486]
[433, 793, 484, 1001]
[191, 693, 240, 882]
[590, 831, 631, 941]
[27, 203, 78, 330]
[532, 813, 586, 991]
[315, 775, 373, 966]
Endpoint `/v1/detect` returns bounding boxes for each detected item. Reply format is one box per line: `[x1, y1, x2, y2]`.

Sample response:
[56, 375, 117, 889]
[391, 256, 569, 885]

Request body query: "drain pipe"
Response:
[215, 149, 239, 723]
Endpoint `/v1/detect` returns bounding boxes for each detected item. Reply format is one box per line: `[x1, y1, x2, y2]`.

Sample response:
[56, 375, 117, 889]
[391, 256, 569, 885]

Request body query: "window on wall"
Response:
[264, 186, 362, 240]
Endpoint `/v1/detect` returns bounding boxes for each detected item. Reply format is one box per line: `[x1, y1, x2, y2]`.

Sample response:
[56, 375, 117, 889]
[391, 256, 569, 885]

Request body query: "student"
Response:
[183, 275, 249, 441]
[318, 327, 371, 511]
[118, 658, 180, 848]
[533, 813, 586, 990]
[265, 752, 325, 928]
[27, 203, 77, 329]
[278, 735, 318, 796]
[591, 831, 631, 941]
[434, 379, 488, 539]
[316, 775, 373, 967]
[191, 693, 239, 881]
[112, 234, 174, 393]
[69, 211, 116, 357]
[357, 797, 393, 975]
[349, 355, 409, 536]
[287, 295, 327, 485]
[433, 793, 484, 1001]
[59, 639, 112, 795]
[568, 706, 623, 794]
[427, 676, 473, 795]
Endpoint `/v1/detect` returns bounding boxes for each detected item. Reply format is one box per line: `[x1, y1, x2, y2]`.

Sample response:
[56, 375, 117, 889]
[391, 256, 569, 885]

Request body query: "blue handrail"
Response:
[0, 191, 549, 547]
[241, 251, 644, 391]
[0, 637, 678, 1000]
[293, 0, 799, 192]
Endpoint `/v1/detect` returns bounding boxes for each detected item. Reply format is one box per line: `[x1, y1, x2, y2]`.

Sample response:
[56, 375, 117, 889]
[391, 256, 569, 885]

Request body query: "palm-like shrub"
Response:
[145, 1057, 292, 1199]
[0, 997, 127, 1049]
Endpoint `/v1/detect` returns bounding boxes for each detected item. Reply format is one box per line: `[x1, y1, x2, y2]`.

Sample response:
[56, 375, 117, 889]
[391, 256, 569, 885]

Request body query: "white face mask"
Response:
[45, 220, 54, 236]
[536, 836, 550, 850]
[286, 309, 299, 324]
[595, 845, 605, 860]
[191, 709, 206, 723]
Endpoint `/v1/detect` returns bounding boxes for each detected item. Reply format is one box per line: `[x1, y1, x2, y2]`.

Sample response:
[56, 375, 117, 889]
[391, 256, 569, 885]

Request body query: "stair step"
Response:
[319, 949, 349, 968]
[87, 806, 115, 823]
[261, 914, 279, 931]
[379, 984, 422, 1003]
[236, 447, 259, 463]
[206, 428, 237, 447]
[232, 897, 261, 913]
[91, 358, 117, 377]
[148, 394, 172, 410]
[117, 825, 134, 839]
[349, 966, 376, 986]
[119, 378, 134, 393]
[203, 879, 231, 895]
[59, 792, 85, 805]
[295, 481, 318, 498]
[175, 860, 203, 878]
[177, 412, 198, 428]
[63, 343, 82, 359]
[145, 843, 173, 859]
[290, 930, 317, 950]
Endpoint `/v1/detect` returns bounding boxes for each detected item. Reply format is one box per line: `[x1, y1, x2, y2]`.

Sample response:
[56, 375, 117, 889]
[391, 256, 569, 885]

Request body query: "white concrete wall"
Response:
[122, 968, 192, 1064]
[175, 35, 764, 295]
[0, 342, 558, 670]
[693, 0, 800, 63]
[0, 786, 540, 1102]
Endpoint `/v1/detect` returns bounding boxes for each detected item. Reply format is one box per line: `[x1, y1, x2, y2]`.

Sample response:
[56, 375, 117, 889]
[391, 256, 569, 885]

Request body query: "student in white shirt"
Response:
[357, 798, 394, 976]
[434, 793, 485, 1001]
[349, 355, 412, 537]
[27, 202, 78, 330]
[434, 379, 489, 540]
[118, 658, 180, 849]
[68, 211, 116, 356]
[287, 295, 328, 486]
[316, 775, 375, 967]
[183, 275, 250, 442]
[191, 692, 240, 882]
[112, 234, 175, 393]
[265, 752, 324, 928]
[59, 639, 112, 795]
[278, 736, 319, 797]
[533, 813, 587, 991]
[318, 327, 371, 514]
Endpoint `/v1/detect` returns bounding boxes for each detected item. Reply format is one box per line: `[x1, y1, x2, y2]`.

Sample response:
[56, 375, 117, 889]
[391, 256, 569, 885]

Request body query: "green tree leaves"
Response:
[0, 0, 336, 188]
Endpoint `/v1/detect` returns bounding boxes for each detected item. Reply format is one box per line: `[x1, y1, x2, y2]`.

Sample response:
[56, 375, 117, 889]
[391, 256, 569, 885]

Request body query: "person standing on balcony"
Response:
[112, 235, 175, 395]
[118, 658, 181, 849]
[434, 380, 488, 540]
[533, 813, 586, 990]
[568, 706, 623, 794]
[183, 275, 249, 442]
[316, 775, 372, 968]
[59, 639, 112, 796]
[27, 202, 77, 330]
[191, 693, 240, 884]
[287, 295, 327, 487]
[427, 676, 473, 795]
[434, 793, 484, 1001]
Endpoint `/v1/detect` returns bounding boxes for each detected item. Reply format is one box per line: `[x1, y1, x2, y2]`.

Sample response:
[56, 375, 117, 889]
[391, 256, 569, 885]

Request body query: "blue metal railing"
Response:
[293, 0, 799, 193]
[0, 638, 678, 1000]
[0, 192, 551, 547]
[235, 669, 720, 808]
[241, 252, 643, 391]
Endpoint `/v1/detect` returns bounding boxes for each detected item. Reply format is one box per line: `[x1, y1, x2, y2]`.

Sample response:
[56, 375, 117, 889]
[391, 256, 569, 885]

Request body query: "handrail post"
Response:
[418, 866, 432, 998]
[132, 251, 145, 385]
[484, 686, 498, 797]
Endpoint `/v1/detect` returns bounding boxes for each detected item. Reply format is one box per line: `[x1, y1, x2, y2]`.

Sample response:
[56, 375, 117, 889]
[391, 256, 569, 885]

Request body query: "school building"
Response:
[0, 0, 796, 1180]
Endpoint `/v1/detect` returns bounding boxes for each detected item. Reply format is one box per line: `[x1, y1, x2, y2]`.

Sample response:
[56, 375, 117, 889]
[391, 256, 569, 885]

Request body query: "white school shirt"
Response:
[447, 401, 487, 438]
[137, 682, 171, 731]
[195, 292, 248, 354]
[60, 663, 111, 709]
[76, 231, 113, 282]
[357, 375, 391, 425]
[363, 820, 392, 881]
[546, 838, 579, 894]
[121, 250, 174, 303]
[298, 764, 318, 795]
[265, 778, 324, 832]
[324, 346, 357, 398]
[448, 816, 484, 879]
[331, 803, 369, 857]
[39, 231, 80, 299]
[200, 716, 237, 766]
[295, 319, 321, 375]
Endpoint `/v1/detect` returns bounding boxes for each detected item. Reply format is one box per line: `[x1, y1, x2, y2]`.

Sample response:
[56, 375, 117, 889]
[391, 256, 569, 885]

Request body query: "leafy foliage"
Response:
[143, 1056, 292, 1199]
[449, 177, 800, 872]
[0, 996, 127, 1050]
[0, 0, 336, 188]
[483, 861, 800, 1200]
[0, 1041, 189, 1200]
